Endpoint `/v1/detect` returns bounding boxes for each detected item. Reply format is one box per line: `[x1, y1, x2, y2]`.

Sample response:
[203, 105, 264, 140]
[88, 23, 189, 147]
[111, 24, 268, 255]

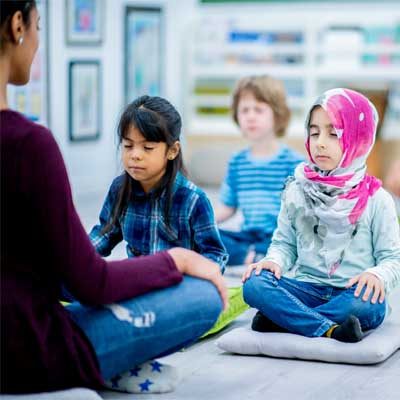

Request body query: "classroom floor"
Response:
[74, 188, 400, 400]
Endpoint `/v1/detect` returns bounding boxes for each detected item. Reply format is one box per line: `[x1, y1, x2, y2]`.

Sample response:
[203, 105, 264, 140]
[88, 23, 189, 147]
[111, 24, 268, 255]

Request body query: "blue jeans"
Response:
[219, 229, 272, 266]
[243, 270, 386, 337]
[67, 276, 222, 380]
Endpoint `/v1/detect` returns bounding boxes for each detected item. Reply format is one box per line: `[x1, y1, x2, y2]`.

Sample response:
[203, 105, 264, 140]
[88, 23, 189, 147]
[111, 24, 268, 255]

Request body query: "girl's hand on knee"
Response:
[346, 272, 385, 304]
[168, 248, 229, 310]
[241, 260, 282, 283]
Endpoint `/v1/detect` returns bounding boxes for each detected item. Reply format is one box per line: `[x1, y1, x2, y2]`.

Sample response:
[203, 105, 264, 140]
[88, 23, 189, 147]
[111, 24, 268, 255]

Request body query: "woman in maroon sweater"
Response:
[0, 1, 227, 394]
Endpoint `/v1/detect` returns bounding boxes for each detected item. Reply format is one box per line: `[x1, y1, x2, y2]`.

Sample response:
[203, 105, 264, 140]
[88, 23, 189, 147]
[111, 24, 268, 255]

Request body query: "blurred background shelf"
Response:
[183, 6, 400, 184]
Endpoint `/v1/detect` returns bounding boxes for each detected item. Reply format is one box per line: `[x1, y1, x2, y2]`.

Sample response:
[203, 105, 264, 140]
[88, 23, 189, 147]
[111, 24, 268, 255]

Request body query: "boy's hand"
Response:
[242, 260, 282, 282]
[346, 272, 385, 304]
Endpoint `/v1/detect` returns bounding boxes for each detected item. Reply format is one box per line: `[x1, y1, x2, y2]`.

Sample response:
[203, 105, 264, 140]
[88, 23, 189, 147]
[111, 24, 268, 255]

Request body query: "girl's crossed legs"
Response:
[243, 270, 386, 337]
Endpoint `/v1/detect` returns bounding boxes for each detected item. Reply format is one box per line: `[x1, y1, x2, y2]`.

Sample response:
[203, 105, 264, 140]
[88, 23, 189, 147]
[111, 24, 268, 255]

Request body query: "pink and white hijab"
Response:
[290, 88, 381, 275]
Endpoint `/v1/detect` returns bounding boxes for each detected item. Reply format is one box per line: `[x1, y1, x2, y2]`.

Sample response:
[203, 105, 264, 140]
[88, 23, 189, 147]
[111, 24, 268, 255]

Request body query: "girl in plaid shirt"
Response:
[90, 95, 228, 271]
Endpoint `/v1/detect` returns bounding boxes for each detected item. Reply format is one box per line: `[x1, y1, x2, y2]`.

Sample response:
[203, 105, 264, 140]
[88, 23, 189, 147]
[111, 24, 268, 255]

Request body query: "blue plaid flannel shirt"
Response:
[90, 172, 228, 271]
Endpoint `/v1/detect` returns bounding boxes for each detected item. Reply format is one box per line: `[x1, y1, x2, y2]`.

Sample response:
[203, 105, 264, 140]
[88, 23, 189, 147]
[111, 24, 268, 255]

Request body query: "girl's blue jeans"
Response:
[243, 270, 386, 337]
[219, 229, 272, 266]
[67, 276, 222, 380]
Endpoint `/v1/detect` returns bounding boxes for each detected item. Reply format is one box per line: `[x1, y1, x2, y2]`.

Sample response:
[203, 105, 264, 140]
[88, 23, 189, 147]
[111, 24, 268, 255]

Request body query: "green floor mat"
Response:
[201, 286, 249, 338]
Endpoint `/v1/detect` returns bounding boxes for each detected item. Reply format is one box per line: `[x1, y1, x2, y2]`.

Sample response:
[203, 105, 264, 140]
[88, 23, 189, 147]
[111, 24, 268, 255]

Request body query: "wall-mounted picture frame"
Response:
[7, 0, 50, 126]
[66, 0, 103, 45]
[68, 60, 101, 142]
[124, 6, 163, 104]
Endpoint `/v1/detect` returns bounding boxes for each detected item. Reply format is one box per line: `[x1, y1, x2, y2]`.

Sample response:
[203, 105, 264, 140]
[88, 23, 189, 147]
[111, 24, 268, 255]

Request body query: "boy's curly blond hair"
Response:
[231, 75, 291, 137]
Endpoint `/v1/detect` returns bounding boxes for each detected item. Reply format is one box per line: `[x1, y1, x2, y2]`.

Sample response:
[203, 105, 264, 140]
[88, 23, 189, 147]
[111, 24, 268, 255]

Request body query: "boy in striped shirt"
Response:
[216, 75, 303, 266]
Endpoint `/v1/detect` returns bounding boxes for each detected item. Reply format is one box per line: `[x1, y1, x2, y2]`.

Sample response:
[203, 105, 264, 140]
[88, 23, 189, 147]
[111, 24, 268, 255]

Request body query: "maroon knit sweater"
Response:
[0, 110, 183, 393]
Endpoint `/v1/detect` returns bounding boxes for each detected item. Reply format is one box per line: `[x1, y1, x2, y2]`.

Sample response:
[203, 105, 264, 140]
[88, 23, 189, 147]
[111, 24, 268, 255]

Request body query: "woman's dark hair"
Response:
[0, 1, 36, 49]
[102, 95, 187, 234]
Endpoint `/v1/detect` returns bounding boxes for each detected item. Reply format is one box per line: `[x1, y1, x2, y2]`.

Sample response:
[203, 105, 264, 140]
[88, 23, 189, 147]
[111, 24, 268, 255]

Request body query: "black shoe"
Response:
[331, 315, 363, 343]
[251, 311, 287, 333]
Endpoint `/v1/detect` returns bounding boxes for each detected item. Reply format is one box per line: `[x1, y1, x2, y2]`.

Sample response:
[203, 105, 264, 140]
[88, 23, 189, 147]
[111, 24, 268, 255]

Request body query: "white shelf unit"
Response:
[183, 8, 400, 139]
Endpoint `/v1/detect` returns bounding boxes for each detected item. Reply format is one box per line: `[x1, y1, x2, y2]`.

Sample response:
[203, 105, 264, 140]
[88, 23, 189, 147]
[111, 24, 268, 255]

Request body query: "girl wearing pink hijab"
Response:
[242, 88, 400, 342]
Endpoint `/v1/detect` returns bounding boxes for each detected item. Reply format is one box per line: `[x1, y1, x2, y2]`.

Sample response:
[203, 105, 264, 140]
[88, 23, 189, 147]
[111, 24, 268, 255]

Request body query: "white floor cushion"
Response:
[0, 388, 102, 400]
[217, 322, 400, 364]
[217, 288, 400, 365]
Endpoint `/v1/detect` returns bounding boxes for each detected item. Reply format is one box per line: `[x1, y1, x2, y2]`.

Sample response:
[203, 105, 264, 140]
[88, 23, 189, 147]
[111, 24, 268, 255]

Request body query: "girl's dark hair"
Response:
[0, 1, 36, 49]
[102, 95, 187, 234]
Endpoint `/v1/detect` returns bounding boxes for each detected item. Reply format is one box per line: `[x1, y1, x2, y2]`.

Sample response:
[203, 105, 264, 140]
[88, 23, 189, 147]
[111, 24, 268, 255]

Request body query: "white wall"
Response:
[48, 0, 198, 200]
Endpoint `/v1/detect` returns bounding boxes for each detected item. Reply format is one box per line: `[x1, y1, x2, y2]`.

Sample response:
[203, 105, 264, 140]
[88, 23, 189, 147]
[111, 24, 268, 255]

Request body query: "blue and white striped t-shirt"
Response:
[220, 146, 304, 234]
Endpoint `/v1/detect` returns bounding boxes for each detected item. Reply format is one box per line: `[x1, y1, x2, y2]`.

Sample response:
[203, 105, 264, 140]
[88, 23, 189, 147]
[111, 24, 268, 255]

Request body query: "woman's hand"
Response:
[346, 272, 385, 304]
[167, 248, 229, 310]
[242, 260, 282, 282]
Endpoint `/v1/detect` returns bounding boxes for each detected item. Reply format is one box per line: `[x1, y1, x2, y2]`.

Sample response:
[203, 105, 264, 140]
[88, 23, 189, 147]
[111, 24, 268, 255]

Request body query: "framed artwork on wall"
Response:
[124, 6, 163, 104]
[7, 0, 50, 126]
[68, 60, 101, 141]
[66, 0, 103, 45]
